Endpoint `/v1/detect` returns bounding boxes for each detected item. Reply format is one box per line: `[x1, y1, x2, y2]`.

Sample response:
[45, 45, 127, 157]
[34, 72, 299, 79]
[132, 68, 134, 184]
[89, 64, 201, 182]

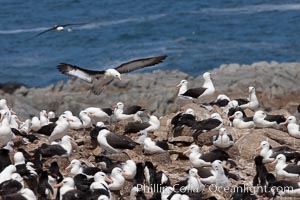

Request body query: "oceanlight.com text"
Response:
[134, 184, 294, 194]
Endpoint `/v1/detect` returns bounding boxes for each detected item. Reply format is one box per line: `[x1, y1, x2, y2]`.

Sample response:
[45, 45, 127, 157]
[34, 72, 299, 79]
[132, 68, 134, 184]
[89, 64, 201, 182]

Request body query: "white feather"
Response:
[68, 69, 92, 82]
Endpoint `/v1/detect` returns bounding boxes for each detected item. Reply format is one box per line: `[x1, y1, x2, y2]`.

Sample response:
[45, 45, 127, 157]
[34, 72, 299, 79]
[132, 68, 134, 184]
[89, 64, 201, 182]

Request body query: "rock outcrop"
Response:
[2, 59, 300, 199]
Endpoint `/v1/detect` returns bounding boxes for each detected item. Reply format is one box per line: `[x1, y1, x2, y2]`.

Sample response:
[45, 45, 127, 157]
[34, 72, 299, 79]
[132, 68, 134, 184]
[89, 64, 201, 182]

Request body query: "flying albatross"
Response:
[57, 55, 167, 94]
[31, 23, 87, 38]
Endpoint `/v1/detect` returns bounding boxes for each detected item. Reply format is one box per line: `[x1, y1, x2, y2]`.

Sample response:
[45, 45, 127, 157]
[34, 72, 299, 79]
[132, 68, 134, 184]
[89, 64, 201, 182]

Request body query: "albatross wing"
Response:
[106, 133, 139, 150]
[115, 55, 167, 74]
[57, 63, 105, 83]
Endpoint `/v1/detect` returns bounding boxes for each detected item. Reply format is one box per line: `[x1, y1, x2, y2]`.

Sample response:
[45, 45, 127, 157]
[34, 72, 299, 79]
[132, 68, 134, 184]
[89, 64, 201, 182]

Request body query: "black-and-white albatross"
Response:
[57, 55, 167, 94]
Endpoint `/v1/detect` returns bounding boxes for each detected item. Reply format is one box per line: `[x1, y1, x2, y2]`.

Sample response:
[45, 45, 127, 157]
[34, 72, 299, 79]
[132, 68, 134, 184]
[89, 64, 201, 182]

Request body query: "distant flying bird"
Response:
[32, 23, 87, 38]
[57, 55, 167, 95]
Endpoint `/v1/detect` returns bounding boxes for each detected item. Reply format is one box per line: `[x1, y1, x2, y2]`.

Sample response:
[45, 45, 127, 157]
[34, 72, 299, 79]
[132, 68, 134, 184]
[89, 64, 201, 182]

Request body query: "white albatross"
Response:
[97, 128, 139, 153]
[36, 114, 71, 142]
[229, 111, 255, 129]
[0, 111, 15, 148]
[177, 72, 215, 100]
[281, 116, 300, 138]
[239, 86, 259, 111]
[213, 127, 234, 149]
[253, 110, 279, 129]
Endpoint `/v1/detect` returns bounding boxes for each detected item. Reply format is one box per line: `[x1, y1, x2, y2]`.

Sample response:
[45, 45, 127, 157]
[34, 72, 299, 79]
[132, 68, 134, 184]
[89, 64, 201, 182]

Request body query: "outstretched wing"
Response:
[32, 27, 57, 38]
[90, 76, 114, 95]
[62, 23, 89, 27]
[115, 55, 167, 74]
[57, 63, 105, 83]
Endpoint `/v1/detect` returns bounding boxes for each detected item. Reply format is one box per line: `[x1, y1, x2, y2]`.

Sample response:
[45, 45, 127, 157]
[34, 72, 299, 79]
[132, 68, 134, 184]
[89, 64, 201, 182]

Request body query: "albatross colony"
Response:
[1, 61, 300, 200]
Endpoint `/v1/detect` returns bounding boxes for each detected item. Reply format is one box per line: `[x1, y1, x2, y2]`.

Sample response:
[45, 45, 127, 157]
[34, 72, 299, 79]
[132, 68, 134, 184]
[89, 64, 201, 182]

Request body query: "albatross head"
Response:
[287, 116, 297, 124]
[232, 111, 243, 120]
[61, 135, 72, 143]
[254, 110, 267, 119]
[54, 177, 74, 188]
[94, 171, 112, 183]
[249, 86, 255, 93]
[188, 168, 199, 178]
[0, 110, 10, 122]
[48, 111, 55, 119]
[211, 113, 222, 122]
[58, 114, 71, 123]
[40, 110, 48, 117]
[184, 144, 200, 155]
[212, 160, 223, 171]
[256, 140, 270, 152]
[14, 152, 26, 165]
[217, 94, 230, 101]
[0, 99, 7, 108]
[274, 154, 286, 165]
[219, 128, 227, 136]
[185, 108, 195, 116]
[176, 80, 188, 88]
[115, 102, 124, 110]
[203, 72, 214, 81]
[105, 69, 122, 80]
[96, 121, 105, 127]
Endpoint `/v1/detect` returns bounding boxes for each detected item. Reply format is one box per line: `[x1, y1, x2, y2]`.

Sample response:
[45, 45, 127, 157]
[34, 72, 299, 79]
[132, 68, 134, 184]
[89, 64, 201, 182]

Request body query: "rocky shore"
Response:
[1, 61, 300, 199]
[0, 61, 299, 120]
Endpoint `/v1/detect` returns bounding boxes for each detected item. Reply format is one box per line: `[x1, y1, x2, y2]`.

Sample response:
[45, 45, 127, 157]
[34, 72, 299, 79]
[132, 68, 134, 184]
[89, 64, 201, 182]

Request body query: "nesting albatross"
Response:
[57, 55, 167, 94]
[281, 116, 300, 138]
[36, 114, 71, 142]
[177, 72, 215, 101]
[97, 128, 139, 154]
[213, 128, 234, 149]
[271, 154, 300, 178]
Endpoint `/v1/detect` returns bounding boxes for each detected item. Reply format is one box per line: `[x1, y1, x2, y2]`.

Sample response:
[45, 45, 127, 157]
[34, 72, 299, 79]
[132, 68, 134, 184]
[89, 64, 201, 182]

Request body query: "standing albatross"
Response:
[177, 72, 215, 100]
[57, 55, 167, 94]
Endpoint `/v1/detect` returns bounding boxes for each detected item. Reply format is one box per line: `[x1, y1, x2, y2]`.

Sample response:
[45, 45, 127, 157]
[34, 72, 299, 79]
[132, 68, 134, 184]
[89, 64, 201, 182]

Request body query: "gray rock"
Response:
[1, 62, 299, 120]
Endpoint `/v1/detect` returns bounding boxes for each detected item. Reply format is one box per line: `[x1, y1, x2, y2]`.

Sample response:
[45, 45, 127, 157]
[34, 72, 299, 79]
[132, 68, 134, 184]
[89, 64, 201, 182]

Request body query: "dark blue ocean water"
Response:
[1, 0, 300, 87]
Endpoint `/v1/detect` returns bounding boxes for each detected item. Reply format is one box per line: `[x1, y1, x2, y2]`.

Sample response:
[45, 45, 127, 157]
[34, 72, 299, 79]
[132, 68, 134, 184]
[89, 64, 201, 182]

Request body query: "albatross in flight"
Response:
[32, 23, 87, 38]
[57, 55, 167, 94]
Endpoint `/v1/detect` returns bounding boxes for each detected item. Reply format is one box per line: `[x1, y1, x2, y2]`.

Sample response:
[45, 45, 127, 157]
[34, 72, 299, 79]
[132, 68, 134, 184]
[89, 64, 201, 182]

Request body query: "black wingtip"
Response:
[158, 55, 167, 61]
[56, 63, 72, 73]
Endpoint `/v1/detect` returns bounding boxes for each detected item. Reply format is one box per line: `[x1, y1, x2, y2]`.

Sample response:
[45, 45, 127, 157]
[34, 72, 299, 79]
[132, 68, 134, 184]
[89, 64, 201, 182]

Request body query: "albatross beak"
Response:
[54, 181, 64, 188]
[71, 141, 78, 149]
[0, 114, 4, 122]
[105, 177, 113, 183]
[183, 149, 190, 156]
[17, 119, 24, 124]
[223, 164, 231, 171]
[87, 113, 95, 118]
[118, 76, 122, 81]
[176, 83, 182, 88]
[255, 146, 262, 152]
[280, 120, 288, 126]
[66, 164, 72, 170]
[228, 115, 235, 120]
[122, 172, 130, 178]
[270, 159, 278, 167]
